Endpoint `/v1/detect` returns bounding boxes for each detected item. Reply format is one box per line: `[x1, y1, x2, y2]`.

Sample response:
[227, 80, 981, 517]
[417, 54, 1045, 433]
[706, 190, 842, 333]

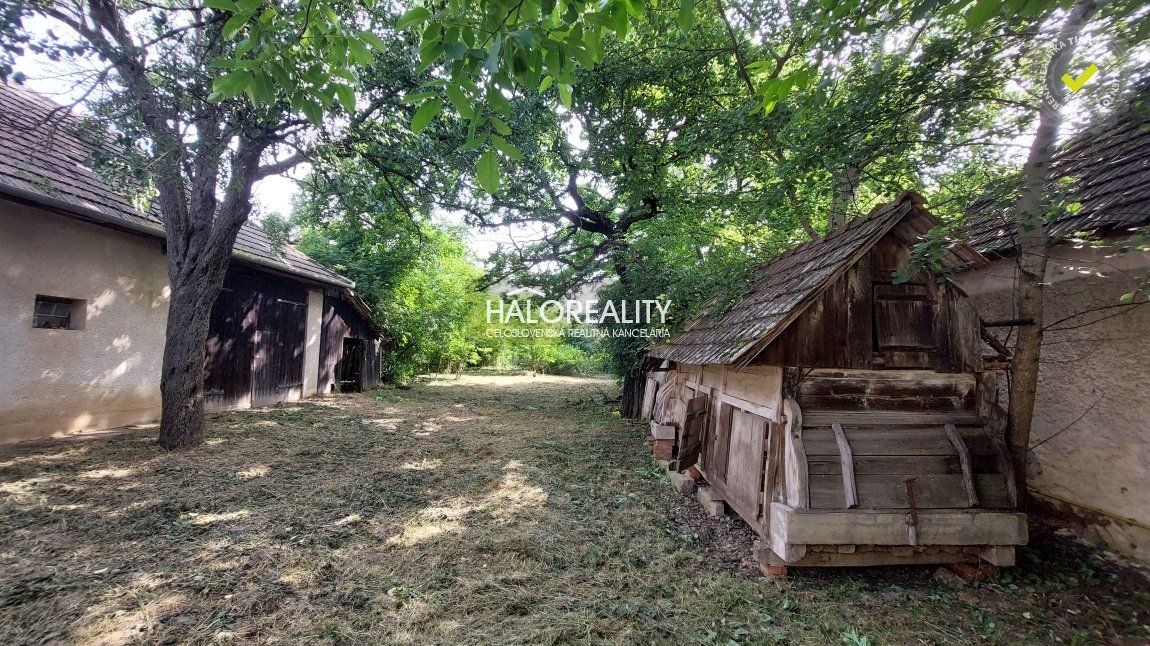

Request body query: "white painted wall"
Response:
[954, 244, 1150, 561]
[302, 288, 323, 396]
[0, 201, 171, 443]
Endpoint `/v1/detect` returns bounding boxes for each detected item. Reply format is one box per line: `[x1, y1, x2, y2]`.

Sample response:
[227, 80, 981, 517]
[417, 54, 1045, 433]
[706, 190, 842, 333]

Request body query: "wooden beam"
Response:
[769, 502, 1028, 546]
[982, 318, 1035, 327]
[989, 435, 1020, 508]
[783, 398, 809, 509]
[802, 410, 984, 427]
[944, 422, 980, 508]
[831, 423, 858, 509]
[718, 391, 778, 422]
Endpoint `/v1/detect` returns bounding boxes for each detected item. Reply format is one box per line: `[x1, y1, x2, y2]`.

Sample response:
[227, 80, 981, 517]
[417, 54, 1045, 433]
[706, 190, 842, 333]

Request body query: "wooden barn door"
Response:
[723, 409, 770, 523]
[252, 297, 307, 407]
[675, 395, 709, 470]
[204, 287, 253, 410]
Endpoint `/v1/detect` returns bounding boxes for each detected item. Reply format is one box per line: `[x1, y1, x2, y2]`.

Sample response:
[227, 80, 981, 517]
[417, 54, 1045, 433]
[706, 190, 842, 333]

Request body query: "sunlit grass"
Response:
[0, 374, 1147, 644]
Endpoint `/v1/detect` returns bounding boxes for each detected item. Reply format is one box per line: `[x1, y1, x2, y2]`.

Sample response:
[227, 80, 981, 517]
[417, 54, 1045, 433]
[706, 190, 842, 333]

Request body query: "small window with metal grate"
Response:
[33, 296, 84, 330]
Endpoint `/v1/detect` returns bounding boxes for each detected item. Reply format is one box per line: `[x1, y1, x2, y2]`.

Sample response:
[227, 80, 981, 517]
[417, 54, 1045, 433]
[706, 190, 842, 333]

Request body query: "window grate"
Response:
[33, 296, 79, 330]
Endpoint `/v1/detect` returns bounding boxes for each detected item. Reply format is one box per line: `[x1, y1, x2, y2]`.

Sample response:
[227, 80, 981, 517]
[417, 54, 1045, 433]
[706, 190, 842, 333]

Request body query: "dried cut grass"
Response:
[0, 374, 1147, 644]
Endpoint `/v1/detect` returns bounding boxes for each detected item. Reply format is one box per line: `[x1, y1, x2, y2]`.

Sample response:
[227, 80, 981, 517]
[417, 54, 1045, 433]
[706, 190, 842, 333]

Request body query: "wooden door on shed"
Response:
[675, 395, 709, 470]
[872, 283, 938, 368]
[251, 297, 307, 407]
[204, 287, 254, 410]
[722, 408, 769, 523]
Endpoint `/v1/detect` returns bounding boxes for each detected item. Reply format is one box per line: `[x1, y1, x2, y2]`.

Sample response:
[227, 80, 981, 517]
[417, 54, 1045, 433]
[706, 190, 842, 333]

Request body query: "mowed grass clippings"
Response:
[0, 374, 1145, 645]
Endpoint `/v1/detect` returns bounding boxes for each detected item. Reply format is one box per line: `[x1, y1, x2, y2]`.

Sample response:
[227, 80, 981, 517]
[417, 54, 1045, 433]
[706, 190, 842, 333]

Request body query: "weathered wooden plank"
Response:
[802, 410, 984, 428]
[831, 423, 858, 508]
[773, 549, 980, 567]
[783, 398, 809, 509]
[802, 427, 994, 456]
[989, 435, 1020, 508]
[770, 502, 1028, 546]
[945, 422, 980, 508]
[722, 366, 783, 418]
[809, 473, 1012, 510]
[807, 454, 1001, 476]
[714, 391, 779, 422]
[724, 408, 768, 521]
[675, 395, 709, 470]
[640, 378, 658, 421]
[764, 419, 785, 510]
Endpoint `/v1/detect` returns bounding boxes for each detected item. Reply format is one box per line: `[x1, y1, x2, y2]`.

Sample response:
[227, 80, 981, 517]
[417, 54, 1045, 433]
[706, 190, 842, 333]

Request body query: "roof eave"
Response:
[0, 181, 356, 291]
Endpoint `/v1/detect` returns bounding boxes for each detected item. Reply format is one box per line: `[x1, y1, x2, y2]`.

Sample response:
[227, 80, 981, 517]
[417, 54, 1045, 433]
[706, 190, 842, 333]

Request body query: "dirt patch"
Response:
[1, 374, 1147, 644]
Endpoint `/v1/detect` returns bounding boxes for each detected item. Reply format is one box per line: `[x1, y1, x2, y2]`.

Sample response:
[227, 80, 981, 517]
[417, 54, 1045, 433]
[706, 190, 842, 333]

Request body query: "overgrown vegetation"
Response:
[2, 377, 1147, 643]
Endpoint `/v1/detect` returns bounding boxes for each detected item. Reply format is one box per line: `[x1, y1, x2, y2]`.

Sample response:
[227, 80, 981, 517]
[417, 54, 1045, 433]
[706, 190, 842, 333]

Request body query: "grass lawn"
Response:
[1, 374, 1147, 644]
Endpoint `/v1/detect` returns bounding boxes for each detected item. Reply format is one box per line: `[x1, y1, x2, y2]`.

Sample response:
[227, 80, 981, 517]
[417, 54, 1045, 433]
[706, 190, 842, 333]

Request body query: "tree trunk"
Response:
[828, 163, 860, 232]
[157, 253, 235, 449]
[1006, 0, 1096, 505]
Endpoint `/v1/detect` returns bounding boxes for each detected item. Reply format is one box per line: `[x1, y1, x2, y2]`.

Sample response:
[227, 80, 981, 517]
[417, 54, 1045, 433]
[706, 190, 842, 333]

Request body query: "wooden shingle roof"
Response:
[961, 91, 1150, 254]
[0, 82, 354, 289]
[649, 192, 986, 366]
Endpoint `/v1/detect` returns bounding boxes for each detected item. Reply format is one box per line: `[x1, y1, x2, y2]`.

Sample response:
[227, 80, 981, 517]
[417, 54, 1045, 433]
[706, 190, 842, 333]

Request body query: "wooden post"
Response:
[783, 398, 809, 509]
[945, 422, 980, 508]
[831, 423, 858, 509]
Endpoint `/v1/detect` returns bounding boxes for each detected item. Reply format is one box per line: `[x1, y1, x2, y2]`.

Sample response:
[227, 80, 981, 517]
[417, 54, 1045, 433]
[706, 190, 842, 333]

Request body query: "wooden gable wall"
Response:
[319, 295, 382, 393]
[750, 233, 982, 373]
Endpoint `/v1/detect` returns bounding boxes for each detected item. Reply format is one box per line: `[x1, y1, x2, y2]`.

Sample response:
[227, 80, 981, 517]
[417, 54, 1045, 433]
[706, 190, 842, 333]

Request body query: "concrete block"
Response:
[696, 486, 727, 517]
[668, 471, 697, 495]
[649, 422, 677, 440]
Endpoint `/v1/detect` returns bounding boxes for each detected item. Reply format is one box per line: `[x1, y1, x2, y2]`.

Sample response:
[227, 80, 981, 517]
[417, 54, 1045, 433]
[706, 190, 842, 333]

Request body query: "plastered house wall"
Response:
[955, 244, 1150, 561]
[1, 202, 335, 443]
[0, 201, 171, 443]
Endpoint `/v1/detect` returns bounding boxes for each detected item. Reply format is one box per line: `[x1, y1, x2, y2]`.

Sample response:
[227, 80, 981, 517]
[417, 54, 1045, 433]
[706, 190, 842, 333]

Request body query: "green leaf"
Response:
[486, 33, 502, 74]
[476, 149, 500, 194]
[204, 0, 239, 11]
[964, 0, 999, 28]
[612, 1, 630, 38]
[457, 134, 487, 152]
[299, 97, 324, 126]
[411, 98, 444, 133]
[445, 84, 474, 119]
[490, 116, 512, 136]
[334, 84, 356, 112]
[539, 76, 554, 93]
[397, 6, 432, 30]
[401, 91, 437, 104]
[490, 135, 523, 160]
[222, 13, 249, 39]
[359, 31, 389, 51]
[677, 0, 695, 31]
[557, 83, 572, 108]
[212, 70, 252, 98]
[349, 38, 373, 66]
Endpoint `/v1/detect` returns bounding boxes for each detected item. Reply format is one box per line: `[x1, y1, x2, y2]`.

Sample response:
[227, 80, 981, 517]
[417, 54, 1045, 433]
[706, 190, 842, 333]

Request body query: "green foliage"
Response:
[205, 0, 392, 124]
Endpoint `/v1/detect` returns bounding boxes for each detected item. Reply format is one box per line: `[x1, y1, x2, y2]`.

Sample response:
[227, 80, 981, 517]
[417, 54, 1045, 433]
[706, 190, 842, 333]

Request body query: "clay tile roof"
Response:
[649, 192, 986, 366]
[0, 82, 354, 289]
[960, 89, 1150, 254]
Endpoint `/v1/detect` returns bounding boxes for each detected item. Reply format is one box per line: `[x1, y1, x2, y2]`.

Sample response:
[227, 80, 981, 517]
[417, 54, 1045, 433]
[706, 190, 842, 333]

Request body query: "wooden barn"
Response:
[319, 292, 384, 394]
[642, 192, 1027, 571]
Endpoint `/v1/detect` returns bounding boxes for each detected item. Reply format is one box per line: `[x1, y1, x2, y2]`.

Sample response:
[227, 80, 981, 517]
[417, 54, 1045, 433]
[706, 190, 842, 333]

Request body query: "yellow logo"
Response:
[1062, 64, 1098, 92]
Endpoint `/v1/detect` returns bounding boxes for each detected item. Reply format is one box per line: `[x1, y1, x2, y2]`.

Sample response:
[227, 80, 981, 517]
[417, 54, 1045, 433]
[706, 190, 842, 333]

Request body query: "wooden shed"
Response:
[319, 291, 383, 393]
[643, 192, 1026, 570]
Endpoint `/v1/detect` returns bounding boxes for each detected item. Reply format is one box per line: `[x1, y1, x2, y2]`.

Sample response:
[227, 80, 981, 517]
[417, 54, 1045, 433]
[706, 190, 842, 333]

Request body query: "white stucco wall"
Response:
[0, 200, 171, 443]
[954, 244, 1150, 561]
[302, 288, 323, 396]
